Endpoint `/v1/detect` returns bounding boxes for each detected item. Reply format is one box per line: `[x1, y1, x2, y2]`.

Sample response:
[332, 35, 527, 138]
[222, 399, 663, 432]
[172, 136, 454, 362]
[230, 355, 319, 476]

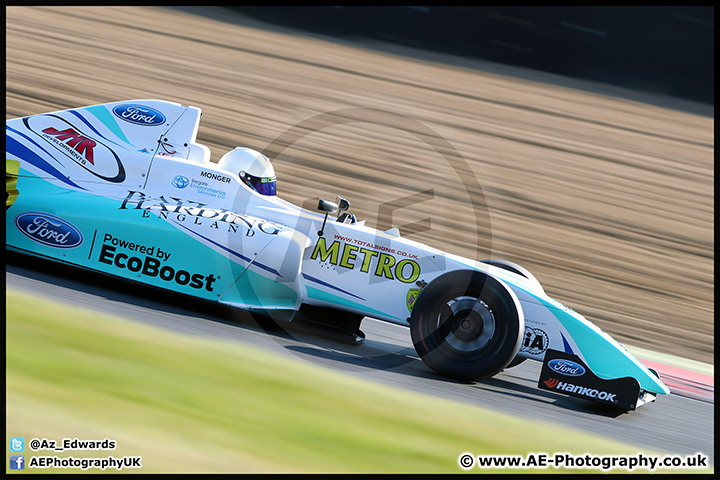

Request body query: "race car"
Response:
[6, 99, 670, 410]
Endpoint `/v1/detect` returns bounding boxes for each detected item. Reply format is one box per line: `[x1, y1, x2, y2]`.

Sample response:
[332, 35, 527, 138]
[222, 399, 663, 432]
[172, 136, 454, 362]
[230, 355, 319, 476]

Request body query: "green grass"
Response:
[6, 289, 711, 473]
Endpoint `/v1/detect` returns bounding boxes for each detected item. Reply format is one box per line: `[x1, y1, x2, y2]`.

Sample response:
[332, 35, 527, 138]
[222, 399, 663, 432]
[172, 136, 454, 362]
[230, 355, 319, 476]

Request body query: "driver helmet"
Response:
[218, 147, 276, 196]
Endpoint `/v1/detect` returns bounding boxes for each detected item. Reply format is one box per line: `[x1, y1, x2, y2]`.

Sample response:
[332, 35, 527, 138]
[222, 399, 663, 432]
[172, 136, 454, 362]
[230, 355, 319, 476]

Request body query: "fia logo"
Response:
[519, 326, 548, 355]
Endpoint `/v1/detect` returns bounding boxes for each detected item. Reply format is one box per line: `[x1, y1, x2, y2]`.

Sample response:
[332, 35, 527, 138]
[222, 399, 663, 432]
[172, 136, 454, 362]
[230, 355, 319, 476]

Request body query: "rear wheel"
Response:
[410, 270, 524, 381]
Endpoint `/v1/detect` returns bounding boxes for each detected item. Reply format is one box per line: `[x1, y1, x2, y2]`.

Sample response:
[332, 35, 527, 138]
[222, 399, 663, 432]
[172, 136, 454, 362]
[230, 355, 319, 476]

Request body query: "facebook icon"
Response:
[10, 455, 25, 470]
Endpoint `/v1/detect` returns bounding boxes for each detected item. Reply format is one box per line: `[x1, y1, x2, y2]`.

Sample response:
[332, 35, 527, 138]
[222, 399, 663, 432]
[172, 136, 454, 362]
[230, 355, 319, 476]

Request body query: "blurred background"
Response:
[232, 6, 714, 105]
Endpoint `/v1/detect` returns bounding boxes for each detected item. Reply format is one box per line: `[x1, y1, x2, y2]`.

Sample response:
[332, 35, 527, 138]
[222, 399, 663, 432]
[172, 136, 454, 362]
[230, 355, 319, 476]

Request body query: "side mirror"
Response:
[317, 199, 338, 237]
[336, 196, 350, 212]
[318, 199, 339, 214]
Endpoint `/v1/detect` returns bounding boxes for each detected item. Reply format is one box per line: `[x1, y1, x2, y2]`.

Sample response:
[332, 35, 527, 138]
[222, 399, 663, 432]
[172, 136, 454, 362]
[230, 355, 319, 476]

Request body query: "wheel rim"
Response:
[436, 297, 495, 352]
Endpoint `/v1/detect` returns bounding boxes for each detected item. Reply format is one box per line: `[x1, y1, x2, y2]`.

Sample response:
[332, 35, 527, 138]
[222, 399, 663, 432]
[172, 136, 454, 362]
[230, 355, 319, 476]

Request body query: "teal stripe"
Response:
[539, 298, 670, 394]
[85, 105, 133, 146]
[305, 286, 398, 321]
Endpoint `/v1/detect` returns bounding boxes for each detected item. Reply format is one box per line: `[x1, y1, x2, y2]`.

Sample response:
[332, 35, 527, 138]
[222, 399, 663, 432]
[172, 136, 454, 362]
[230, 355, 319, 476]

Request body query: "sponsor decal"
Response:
[14, 212, 83, 248]
[172, 175, 190, 188]
[543, 378, 559, 388]
[40, 127, 96, 164]
[310, 236, 421, 283]
[112, 104, 166, 126]
[548, 358, 586, 377]
[119, 190, 281, 236]
[98, 233, 217, 291]
[23, 115, 126, 183]
[189, 178, 226, 199]
[168, 171, 231, 199]
[542, 378, 618, 403]
[332, 233, 419, 259]
[539, 349, 639, 409]
[406, 288, 421, 312]
[519, 326, 549, 355]
[200, 171, 232, 183]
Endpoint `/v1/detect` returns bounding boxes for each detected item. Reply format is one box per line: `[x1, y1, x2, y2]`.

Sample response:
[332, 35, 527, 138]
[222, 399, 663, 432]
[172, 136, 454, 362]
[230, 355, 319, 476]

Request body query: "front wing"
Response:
[538, 349, 657, 410]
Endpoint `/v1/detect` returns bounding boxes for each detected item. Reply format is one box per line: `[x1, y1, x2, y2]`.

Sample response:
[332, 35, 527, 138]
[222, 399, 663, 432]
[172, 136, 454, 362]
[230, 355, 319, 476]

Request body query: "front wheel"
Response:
[410, 270, 524, 381]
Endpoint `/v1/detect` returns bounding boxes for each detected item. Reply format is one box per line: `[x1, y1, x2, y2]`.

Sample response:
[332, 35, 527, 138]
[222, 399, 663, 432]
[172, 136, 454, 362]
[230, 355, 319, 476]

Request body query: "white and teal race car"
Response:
[6, 100, 669, 410]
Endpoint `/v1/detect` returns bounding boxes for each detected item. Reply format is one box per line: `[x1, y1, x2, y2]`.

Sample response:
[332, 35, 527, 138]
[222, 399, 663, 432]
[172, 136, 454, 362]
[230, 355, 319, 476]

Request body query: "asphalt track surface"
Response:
[6, 254, 714, 464]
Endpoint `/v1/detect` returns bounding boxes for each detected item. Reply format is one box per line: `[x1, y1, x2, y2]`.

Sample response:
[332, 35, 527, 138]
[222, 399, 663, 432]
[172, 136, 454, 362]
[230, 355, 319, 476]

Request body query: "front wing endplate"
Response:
[538, 349, 651, 410]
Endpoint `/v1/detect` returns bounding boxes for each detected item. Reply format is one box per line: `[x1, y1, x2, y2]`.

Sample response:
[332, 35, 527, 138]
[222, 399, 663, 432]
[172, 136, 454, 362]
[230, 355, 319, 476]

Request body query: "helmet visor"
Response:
[242, 172, 276, 196]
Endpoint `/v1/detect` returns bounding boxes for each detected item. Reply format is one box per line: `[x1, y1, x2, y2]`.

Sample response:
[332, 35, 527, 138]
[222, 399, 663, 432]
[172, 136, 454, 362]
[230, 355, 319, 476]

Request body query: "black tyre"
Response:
[410, 270, 524, 381]
[481, 260, 542, 370]
[505, 355, 527, 369]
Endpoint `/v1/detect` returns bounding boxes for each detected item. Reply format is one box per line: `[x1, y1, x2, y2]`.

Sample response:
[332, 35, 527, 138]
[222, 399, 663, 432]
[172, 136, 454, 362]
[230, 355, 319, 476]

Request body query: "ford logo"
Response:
[548, 359, 586, 377]
[112, 104, 166, 126]
[172, 175, 189, 188]
[15, 212, 83, 248]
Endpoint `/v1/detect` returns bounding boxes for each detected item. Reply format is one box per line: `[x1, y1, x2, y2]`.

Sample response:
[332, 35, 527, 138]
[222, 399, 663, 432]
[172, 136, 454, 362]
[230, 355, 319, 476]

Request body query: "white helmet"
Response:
[218, 147, 276, 196]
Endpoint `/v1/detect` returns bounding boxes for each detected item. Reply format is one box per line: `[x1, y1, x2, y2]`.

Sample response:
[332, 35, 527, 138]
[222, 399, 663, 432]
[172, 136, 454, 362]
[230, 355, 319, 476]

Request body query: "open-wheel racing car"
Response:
[6, 100, 670, 410]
